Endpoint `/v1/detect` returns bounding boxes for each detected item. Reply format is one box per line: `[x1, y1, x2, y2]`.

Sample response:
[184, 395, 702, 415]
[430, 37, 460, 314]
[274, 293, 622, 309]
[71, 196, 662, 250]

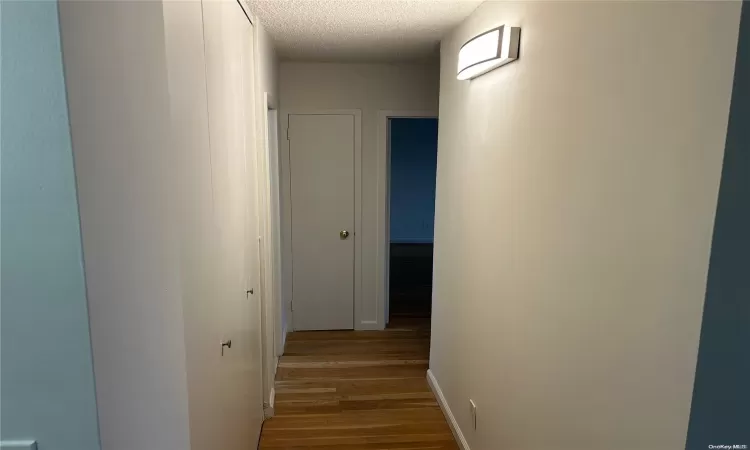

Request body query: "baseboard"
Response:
[427, 369, 470, 450]
[0, 441, 37, 450]
[357, 320, 383, 331]
[264, 356, 279, 419]
[280, 321, 288, 355]
[264, 387, 275, 419]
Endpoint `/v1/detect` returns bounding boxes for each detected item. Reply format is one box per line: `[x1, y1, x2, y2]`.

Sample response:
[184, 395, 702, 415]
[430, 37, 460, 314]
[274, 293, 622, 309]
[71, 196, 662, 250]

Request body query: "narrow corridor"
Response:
[259, 318, 458, 449]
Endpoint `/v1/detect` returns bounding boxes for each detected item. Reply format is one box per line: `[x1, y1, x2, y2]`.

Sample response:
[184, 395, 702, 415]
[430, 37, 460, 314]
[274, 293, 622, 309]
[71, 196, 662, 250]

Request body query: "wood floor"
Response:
[258, 318, 458, 449]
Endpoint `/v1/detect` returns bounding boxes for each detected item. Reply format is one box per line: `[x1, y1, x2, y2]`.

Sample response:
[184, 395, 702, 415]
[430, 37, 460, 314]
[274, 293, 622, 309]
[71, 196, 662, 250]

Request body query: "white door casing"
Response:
[265, 106, 285, 355]
[375, 110, 438, 328]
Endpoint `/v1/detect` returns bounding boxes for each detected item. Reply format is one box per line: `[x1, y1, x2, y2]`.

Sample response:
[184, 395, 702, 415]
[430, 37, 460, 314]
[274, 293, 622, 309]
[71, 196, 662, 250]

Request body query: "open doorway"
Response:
[387, 117, 439, 324]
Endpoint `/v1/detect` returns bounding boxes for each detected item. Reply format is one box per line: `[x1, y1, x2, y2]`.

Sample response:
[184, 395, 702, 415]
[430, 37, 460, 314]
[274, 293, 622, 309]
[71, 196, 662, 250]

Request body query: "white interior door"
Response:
[289, 114, 355, 330]
[202, 0, 263, 446]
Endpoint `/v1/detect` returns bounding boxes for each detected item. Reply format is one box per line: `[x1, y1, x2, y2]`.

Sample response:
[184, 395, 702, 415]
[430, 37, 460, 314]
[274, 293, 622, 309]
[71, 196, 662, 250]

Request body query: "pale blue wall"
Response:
[0, 1, 100, 449]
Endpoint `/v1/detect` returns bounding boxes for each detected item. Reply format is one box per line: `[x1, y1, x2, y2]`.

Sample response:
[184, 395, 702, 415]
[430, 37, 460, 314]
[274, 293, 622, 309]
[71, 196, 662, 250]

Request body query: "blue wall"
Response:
[0, 2, 101, 449]
[389, 118, 438, 243]
[686, 2, 750, 447]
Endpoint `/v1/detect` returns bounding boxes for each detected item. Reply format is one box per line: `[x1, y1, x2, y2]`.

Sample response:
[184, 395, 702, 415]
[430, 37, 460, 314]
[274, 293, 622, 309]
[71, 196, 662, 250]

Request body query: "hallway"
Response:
[259, 319, 458, 449]
[4, 1, 748, 449]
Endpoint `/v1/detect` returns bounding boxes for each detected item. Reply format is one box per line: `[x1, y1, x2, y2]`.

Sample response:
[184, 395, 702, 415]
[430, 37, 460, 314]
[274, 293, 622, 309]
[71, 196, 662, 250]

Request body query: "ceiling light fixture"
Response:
[456, 25, 520, 80]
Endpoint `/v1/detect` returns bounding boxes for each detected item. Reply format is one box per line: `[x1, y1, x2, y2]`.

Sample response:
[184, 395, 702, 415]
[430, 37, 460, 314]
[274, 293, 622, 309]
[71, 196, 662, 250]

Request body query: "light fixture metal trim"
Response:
[457, 25, 521, 80]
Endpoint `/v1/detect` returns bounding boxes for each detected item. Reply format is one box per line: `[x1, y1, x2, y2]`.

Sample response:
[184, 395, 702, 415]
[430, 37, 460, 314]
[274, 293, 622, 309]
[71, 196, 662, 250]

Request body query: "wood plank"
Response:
[259, 320, 458, 449]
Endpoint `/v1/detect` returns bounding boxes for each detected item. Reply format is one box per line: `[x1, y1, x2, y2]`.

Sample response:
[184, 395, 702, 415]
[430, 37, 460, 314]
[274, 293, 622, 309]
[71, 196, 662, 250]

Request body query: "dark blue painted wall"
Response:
[389, 118, 438, 243]
[686, 3, 750, 448]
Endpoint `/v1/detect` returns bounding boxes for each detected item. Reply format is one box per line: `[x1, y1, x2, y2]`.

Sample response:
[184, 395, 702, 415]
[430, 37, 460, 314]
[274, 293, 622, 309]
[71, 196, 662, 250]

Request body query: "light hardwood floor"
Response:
[258, 318, 458, 449]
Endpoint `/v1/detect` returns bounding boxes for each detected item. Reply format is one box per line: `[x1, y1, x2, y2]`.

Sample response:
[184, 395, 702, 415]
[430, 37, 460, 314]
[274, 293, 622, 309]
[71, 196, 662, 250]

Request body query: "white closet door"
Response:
[202, 0, 263, 447]
[233, 0, 264, 445]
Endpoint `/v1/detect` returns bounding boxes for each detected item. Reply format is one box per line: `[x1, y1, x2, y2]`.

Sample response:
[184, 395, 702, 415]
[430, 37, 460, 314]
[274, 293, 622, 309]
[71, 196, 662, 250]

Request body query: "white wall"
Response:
[430, 2, 741, 450]
[279, 62, 439, 329]
[257, 23, 278, 104]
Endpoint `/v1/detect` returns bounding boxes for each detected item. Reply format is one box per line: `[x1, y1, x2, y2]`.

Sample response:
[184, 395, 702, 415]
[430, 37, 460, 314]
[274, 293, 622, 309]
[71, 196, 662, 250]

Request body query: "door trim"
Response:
[258, 92, 281, 415]
[280, 109, 363, 329]
[376, 110, 438, 328]
[247, 6, 278, 415]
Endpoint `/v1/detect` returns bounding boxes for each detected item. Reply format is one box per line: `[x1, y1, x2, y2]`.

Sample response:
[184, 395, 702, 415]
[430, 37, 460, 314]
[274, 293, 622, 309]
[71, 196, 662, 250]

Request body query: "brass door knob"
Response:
[340, 230, 350, 239]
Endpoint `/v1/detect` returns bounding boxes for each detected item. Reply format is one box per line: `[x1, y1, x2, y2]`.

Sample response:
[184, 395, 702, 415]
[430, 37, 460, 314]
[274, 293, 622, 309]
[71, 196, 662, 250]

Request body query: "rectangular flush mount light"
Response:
[457, 25, 520, 80]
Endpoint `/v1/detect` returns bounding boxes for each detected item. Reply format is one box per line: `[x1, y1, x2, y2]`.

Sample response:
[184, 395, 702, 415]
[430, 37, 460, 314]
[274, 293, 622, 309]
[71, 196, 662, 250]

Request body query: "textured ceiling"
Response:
[247, 0, 483, 62]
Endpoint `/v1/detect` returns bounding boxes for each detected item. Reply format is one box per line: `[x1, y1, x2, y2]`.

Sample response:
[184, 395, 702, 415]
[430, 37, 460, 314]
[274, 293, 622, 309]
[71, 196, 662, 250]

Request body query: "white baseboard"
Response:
[264, 387, 275, 419]
[0, 441, 37, 450]
[427, 369, 470, 450]
[280, 321, 288, 355]
[356, 320, 383, 331]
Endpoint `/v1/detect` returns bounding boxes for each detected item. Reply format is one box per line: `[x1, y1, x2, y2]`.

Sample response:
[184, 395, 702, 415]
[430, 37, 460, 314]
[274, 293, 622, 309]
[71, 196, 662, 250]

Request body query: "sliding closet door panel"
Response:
[228, 0, 264, 445]
[201, 0, 263, 447]
[162, 1, 226, 448]
[236, 4, 265, 442]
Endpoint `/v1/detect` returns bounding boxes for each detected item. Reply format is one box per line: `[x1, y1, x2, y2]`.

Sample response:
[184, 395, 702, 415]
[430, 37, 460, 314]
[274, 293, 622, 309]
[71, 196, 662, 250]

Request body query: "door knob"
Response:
[340, 230, 350, 239]
[221, 339, 232, 356]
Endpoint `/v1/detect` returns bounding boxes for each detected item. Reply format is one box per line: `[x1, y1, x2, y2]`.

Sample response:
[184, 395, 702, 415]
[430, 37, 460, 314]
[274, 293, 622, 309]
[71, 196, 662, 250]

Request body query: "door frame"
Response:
[279, 109, 363, 329]
[257, 92, 282, 417]
[263, 98, 283, 359]
[376, 111, 439, 327]
[243, 2, 283, 417]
